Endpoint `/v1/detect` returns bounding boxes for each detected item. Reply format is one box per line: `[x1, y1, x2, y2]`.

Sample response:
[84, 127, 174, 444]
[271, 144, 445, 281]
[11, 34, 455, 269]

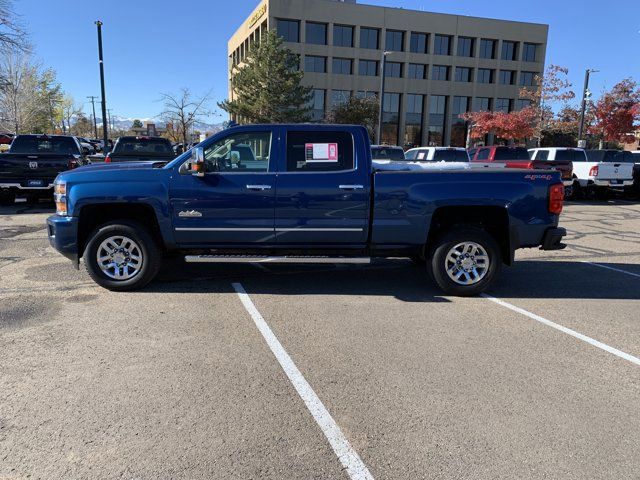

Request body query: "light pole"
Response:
[375, 50, 390, 145]
[577, 68, 598, 148]
[95, 20, 109, 151]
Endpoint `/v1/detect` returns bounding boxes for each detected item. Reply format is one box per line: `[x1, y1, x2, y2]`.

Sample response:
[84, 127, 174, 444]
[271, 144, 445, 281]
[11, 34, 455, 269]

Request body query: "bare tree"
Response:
[0, 48, 40, 133]
[159, 88, 211, 145]
[0, 0, 29, 53]
[60, 94, 83, 134]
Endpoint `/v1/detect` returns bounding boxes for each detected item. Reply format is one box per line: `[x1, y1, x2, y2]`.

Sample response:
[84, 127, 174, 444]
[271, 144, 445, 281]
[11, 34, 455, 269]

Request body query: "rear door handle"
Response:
[246, 184, 272, 191]
[339, 184, 364, 190]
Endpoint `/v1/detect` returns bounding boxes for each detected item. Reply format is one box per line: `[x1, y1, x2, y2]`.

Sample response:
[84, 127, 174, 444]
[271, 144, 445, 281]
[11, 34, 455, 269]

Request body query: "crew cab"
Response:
[470, 146, 573, 187]
[0, 134, 86, 205]
[47, 124, 566, 296]
[529, 147, 633, 198]
[105, 136, 175, 164]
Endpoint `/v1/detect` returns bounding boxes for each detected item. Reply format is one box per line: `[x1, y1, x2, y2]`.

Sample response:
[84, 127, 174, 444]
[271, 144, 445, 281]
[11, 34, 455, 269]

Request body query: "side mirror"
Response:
[191, 146, 206, 177]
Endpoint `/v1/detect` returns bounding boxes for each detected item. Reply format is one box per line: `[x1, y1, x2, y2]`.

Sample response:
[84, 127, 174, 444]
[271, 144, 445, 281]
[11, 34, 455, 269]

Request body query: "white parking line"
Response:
[232, 282, 374, 480]
[482, 294, 640, 367]
[582, 261, 640, 279]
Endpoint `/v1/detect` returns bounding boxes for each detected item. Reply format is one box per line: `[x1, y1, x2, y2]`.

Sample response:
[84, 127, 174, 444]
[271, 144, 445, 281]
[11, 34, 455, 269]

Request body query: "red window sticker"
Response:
[305, 143, 339, 162]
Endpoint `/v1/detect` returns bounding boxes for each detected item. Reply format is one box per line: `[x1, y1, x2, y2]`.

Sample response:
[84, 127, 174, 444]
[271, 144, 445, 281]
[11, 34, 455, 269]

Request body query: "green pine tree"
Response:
[219, 30, 312, 123]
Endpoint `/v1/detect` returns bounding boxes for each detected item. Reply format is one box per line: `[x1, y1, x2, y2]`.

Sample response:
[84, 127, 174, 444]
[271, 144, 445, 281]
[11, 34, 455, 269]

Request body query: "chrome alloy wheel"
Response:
[96, 235, 143, 281]
[444, 241, 490, 286]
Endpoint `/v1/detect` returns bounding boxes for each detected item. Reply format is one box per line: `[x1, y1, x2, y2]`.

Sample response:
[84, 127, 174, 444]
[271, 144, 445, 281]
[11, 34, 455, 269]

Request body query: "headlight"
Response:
[54, 181, 67, 216]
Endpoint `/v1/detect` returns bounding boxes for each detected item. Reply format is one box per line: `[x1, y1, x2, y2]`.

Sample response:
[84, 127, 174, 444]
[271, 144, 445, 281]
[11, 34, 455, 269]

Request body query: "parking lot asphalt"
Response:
[1, 200, 639, 479]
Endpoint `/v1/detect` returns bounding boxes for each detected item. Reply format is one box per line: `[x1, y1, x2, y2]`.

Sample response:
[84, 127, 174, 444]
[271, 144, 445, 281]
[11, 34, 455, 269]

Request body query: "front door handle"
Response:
[339, 184, 364, 190]
[246, 184, 272, 191]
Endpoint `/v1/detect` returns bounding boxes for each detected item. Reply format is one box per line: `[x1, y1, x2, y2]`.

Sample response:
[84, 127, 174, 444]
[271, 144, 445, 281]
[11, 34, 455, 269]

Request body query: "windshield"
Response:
[10, 136, 80, 154]
[113, 138, 174, 156]
[371, 147, 405, 161]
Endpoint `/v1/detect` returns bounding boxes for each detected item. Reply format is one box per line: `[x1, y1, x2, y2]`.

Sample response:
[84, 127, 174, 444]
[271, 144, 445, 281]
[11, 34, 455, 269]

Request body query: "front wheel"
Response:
[83, 221, 162, 291]
[428, 227, 502, 297]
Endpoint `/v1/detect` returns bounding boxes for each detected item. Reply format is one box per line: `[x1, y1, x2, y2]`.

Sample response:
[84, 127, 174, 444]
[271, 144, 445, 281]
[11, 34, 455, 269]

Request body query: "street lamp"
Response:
[95, 20, 109, 151]
[577, 68, 599, 148]
[375, 50, 391, 145]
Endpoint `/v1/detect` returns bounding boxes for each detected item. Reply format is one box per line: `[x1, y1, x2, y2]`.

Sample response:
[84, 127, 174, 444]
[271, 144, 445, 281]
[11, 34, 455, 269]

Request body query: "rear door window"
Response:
[455, 150, 469, 162]
[286, 131, 354, 172]
[554, 150, 573, 162]
[433, 150, 458, 162]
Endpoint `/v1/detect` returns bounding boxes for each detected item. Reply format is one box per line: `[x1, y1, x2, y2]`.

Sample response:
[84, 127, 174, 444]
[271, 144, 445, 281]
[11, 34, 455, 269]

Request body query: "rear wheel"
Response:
[0, 191, 15, 206]
[83, 221, 162, 291]
[428, 227, 501, 297]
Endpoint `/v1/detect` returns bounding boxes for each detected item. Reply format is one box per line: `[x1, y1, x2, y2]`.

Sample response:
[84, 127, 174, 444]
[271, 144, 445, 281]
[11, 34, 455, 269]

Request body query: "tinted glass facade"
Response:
[522, 43, 537, 62]
[450, 96, 470, 147]
[519, 71, 537, 86]
[501, 41, 518, 60]
[410, 33, 428, 53]
[455, 67, 472, 82]
[305, 55, 326, 73]
[479, 39, 496, 59]
[432, 65, 449, 81]
[332, 57, 352, 75]
[358, 60, 377, 76]
[499, 70, 515, 85]
[385, 62, 402, 78]
[434, 35, 451, 55]
[428, 95, 447, 146]
[405, 94, 424, 147]
[306, 22, 327, 45]
[382, 93, 401, 145]
[309, 89, 325, 120]
[276, 19, 299, 42]
[477, 68, 493, 83]
[408, 63, 426, 79]
[386, 30, 404, 51]
[457, 37, 474, 57]
[360, 27, 379, 49]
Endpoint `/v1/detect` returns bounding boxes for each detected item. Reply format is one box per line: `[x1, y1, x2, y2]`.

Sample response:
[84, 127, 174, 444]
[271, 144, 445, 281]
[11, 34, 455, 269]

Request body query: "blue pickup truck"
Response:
[47, 124, 566, 296]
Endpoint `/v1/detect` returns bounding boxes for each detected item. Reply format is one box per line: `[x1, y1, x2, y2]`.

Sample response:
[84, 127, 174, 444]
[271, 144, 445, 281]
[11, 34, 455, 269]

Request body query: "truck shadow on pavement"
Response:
[148, 258, 640, 302]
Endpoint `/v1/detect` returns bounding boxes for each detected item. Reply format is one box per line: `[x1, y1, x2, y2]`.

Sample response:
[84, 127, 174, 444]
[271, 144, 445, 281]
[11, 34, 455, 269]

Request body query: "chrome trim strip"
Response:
[275, 228, 364, 232]
[175, 227, 274, 232]
[338, 184, 364, 190]
[185, 255, 371, 264]
[0, 183, 54, 190]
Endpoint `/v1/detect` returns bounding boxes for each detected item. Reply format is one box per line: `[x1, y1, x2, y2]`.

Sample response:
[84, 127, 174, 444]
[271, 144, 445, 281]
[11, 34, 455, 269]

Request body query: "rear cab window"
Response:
[286, 131, 354, 172]
[113, 137, 173, 156]
[433, 149, 468, 162]
[493, 147, 529, 161]
[371, 147, 405, 161]
[10, 136, 80, 155]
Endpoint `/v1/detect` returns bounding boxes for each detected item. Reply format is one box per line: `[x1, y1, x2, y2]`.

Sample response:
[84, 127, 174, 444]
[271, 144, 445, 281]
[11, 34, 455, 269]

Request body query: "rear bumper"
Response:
[540, 227, 567, 251]
[46, 215, 79, 266]
[593, 179, 634, 189]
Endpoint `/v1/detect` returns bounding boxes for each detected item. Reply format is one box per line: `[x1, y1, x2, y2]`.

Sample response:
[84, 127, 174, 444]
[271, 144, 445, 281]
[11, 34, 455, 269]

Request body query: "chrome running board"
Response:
[184, 255, 371, 264]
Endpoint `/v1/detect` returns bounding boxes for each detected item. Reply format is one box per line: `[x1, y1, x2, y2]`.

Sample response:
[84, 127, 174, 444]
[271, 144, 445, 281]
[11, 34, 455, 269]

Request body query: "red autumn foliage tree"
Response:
[588, 78, 640, 145]
[461, 107, 537, 141]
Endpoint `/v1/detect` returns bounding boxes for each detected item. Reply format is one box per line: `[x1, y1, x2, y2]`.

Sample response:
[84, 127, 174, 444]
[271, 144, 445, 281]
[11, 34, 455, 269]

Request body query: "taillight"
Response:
[525, 161, 534, 169]
[589, 165, 598, 177]
[549, 183, 564, 215]
[105, 154, 111, 163]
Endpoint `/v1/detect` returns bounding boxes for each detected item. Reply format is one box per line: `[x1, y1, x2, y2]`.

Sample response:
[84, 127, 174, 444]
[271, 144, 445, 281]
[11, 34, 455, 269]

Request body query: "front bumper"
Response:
[540, 227, 567, 251]
[1, 182, 54, 192]
[46, 215, 80, 267]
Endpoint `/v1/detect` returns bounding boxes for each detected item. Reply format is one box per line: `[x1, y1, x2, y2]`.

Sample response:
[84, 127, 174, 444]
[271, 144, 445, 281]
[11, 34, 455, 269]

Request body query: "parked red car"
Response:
[469, 146, 573, 187]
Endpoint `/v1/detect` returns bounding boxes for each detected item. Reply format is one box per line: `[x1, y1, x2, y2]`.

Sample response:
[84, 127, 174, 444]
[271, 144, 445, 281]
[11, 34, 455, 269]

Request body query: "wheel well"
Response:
[426, 206, 511, 264]
[77, 203, 163, 257]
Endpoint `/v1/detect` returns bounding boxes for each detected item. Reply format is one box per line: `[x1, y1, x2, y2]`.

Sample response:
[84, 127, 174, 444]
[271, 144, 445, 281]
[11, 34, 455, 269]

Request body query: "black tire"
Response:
[569, 180, 582, 200]
[0, 191, 15, 206]
[594, 187, 609, 201]
[428, 227, 502, 297]
[83, 221, 162, 291]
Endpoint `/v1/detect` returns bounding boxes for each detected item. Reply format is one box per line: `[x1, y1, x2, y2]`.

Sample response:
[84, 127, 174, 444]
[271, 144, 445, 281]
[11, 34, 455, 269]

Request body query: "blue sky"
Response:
[17, 0, 640, 123]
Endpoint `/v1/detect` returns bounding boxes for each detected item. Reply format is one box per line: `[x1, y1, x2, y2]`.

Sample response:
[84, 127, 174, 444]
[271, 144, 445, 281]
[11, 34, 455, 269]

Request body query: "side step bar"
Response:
[184, 255, 371, 264]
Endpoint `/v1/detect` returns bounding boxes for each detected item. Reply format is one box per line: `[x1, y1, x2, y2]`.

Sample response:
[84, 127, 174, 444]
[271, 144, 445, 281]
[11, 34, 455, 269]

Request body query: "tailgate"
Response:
[597, 162, 634, 180]
[0, 154, 71, 186]
[533, 160, 573, 180]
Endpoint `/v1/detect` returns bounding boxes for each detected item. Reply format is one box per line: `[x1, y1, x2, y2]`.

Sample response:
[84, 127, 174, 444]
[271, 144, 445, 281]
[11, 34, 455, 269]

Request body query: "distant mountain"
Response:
[95, 116, 225, 134]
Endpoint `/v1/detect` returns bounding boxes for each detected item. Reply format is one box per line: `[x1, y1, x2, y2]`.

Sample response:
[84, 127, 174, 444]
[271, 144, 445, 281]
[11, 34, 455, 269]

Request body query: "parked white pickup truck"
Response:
[528, 147, 634, 198]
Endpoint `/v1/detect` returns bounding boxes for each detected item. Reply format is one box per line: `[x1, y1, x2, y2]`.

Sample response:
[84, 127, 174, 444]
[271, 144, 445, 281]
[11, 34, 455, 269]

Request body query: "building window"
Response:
[522, 43, 538, 62]
[499, 70, 515, 85]
[382, 93, 401, 145]
[477, 68, 494, 84]
[276, 19, 299, 43]
[519, 71, 537, 86]
[334, 25, 354, 47]
[428, 95, 447, 146]
[457, 37, 474, 57]
[331, 90, 351, 108]
[410, 32, 428, 54]
[304, 55, 326, 73]
[433, 35, 451, 55]
[451, 96, 470, 147]
[308, 89, 325, 121]
[332, 57, 353, 75]
[306, 22, 327, 45]
[432, 65, 450, 81]
[356, 90, 378, 100]
[405, 94, 424, 148]
[479, 39, 496, 59]
[501, 41, 518, 61]
[408, 63, 427, 79]
[495, 98, 512, 112]
[455, 67, 472, 82]
[385, 61, 402, 78]
[473, 97, 491, 112]
[358, 59, 378, 76]
[385, 29, 404, 52]
[360, 27, 379, 49]
[515, 99, 532, 110]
